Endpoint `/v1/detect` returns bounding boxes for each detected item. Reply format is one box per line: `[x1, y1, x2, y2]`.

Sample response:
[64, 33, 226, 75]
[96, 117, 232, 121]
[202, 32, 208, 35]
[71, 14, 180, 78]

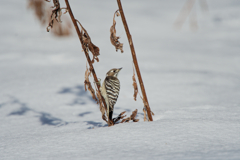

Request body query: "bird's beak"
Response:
[119, 67, 123, 70]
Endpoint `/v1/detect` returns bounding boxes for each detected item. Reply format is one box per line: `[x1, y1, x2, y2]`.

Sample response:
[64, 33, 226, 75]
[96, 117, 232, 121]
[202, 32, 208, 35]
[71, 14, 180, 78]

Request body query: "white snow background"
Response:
[1, 0, 240, 159]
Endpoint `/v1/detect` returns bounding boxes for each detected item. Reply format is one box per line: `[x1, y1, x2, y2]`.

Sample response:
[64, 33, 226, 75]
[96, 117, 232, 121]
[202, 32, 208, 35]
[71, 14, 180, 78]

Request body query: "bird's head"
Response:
[106, 68, 122, 77]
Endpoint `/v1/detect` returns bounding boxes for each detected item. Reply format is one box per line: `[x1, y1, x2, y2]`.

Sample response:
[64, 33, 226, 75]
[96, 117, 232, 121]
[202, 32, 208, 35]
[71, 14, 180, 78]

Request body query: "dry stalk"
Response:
[116, 0, 153, 121]
[45, 0, 142, 126]
[63, 0, 111, 125]
[110, 10, 124, 53]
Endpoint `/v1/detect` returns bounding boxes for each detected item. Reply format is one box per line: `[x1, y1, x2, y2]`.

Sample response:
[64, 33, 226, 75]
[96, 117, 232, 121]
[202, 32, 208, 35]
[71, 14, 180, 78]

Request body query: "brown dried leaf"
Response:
[143, 108, 147, 122]
[76, 20, 100, 62]
[110, 10, 124, 53]
[132, 67, 138, 101]
[141, 95, 155, 117]
[121, 117, 131, 123]
[140, 95, 150, 121]
[113, 111, 127, 124]
[151, 111, 155, 116]
[130, 109, 138, 119]
[133, 119, 139, 122]
[121, 109, 139, 123]
[46, 0, 67, 32]
[84, 64, 97, 102]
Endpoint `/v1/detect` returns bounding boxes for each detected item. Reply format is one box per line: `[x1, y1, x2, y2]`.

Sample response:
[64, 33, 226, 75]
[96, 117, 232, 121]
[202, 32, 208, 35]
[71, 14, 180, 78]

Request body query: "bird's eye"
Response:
[113, 70, 116, 72]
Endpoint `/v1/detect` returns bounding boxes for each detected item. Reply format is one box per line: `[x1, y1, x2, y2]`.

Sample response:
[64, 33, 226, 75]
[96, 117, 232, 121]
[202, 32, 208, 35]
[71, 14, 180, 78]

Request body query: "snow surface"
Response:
[1, 0, 240, 159]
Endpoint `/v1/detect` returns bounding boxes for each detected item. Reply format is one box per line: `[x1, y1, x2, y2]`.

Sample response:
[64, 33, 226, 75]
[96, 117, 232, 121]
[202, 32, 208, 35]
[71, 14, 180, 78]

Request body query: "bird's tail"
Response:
[109, 110, 113, 121]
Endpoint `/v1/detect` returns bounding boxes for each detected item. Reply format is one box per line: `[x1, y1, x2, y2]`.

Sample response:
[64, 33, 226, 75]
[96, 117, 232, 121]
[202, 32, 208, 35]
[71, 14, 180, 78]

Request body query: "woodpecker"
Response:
[100, 68, 122, 121]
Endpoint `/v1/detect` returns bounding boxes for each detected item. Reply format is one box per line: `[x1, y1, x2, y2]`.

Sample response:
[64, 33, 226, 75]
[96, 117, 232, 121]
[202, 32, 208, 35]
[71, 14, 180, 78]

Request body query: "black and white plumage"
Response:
[100, 68, 122, 121]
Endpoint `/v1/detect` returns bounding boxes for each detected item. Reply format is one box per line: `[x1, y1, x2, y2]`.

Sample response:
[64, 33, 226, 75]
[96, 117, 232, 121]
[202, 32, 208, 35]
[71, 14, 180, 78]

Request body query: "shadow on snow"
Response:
[7, 96, 68, 126]
[58, 85, 96, 106]
[84, 121, 108, 129]
[78, 111, 92, 117]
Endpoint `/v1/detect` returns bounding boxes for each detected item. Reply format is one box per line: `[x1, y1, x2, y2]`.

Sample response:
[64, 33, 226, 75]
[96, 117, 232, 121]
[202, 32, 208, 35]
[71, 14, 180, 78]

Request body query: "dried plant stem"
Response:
[116, 0, 153, 121]
[64, 0, 108, 114]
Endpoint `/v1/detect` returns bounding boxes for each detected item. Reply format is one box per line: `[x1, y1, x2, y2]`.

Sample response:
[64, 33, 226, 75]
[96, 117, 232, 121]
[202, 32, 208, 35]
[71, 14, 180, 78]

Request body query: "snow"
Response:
[1, 0, 240, 159]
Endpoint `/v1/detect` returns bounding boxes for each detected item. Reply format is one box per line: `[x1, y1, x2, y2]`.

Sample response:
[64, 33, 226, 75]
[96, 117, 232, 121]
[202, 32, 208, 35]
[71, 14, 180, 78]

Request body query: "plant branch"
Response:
[64, 0, 108, 121]
[116, 0, 153, 121]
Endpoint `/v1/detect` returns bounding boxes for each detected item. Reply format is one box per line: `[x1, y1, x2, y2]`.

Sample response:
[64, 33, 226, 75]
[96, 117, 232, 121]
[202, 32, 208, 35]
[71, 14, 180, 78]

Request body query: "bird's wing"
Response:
[105, 77, 120, 111]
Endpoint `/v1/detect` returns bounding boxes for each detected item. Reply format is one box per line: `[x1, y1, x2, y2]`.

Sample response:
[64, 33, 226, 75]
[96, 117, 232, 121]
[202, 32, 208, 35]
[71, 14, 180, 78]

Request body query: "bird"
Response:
[100, 68, 122, 121]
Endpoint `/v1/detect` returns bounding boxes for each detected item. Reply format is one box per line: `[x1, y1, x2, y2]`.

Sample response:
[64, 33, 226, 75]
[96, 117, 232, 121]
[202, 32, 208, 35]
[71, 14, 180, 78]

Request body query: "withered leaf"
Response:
[76, 20, 100, 62]
[121, 109, 139, 123]
[113, 111, 127, 124]
[132, 68, 138, 101]
[46, 0, 67, 32]
[151, 111, 155, 116]
[84, 64, 97, 102]
[140, 95, 154, 121]
[110, 10, 123, 53]
[143, 108, 147, 122]
[130, 109, 138, 119]
[140, 95, 151, 121]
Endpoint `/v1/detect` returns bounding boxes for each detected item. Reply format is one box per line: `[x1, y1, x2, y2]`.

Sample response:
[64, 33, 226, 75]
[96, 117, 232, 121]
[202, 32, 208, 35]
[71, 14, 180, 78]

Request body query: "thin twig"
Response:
[116, 0, 153, 121]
